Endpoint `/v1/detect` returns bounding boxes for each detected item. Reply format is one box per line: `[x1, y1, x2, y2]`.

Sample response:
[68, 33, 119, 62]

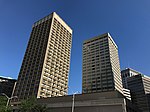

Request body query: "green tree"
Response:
[19, 97, 37, 112]
[0, 96, 12, 112]
[19, 97, 49, 112]
[35, 104, 49, 112]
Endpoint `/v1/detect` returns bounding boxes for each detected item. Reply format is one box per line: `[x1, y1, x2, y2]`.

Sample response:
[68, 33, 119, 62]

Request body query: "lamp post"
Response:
[71, 91, 79, 112]
[2, 93, 17, 109]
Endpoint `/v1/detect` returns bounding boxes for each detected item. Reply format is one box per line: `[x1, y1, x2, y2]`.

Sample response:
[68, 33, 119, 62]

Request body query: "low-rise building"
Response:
[36, 91, 139, 112]
[121, 68, 140, 89]
[0, 76, 16, 97]
[127, 74, 150, 112]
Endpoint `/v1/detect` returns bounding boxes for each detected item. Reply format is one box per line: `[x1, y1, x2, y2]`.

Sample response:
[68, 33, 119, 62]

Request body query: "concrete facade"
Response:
[12, 12, 72, 100]
[82, 33, 123, 94]
[12, 91, 140, 112]
[37, 91, 137, 112]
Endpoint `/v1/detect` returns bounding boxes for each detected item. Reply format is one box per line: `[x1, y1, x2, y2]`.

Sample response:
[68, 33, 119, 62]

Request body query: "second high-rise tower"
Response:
[82, 33, 122, 94]
[13, 12, 72, 100]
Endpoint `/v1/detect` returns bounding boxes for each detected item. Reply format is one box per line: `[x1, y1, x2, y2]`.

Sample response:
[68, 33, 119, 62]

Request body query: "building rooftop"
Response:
[121, 68, 141, 74]
[83, 33, 118, 49]
[0, 76, 16, 81]
[33, 12, 72, 33]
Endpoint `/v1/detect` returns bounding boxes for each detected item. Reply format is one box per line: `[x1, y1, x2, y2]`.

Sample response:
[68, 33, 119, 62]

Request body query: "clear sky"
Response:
[0, 0, 150, 94]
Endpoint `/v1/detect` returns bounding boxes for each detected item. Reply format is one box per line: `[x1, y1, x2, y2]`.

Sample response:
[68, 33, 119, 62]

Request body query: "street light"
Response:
[72, 91, 80, 112]
[2, 93, 18, 109]
[67, 86, 80, 112]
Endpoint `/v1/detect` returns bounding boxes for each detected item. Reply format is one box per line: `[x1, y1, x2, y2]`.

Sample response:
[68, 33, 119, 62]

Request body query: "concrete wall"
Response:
[49, 105, 124, 112]
[38, 91, 127, 112]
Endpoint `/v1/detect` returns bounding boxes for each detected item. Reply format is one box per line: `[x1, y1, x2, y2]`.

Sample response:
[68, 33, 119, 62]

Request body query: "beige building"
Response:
[13, 12, 72, 100]
[82, 33, 123, 94]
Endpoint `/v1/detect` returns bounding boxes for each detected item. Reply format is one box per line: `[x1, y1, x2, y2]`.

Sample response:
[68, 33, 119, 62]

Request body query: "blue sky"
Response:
[0, 0, 150, 94]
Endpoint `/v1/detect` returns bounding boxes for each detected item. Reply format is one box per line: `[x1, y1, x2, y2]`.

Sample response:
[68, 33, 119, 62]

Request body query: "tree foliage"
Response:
[19, 97, 49, 112]
[0, 96, 12, 112]
[34, 104, 49, 112]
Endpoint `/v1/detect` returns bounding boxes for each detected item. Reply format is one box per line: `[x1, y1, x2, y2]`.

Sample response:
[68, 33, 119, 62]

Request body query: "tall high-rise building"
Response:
[127, 74, 150, 112]
[82, 33, 123, 94]
[13, 12, 72, 100]
[121, 68, 140, 89]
